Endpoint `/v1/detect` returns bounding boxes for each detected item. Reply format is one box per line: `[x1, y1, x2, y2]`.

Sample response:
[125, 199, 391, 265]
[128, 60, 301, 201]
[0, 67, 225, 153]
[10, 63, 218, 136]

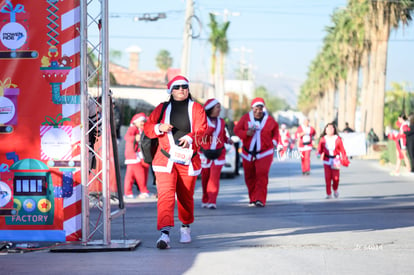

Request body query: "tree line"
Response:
[298, 0, 414, 138]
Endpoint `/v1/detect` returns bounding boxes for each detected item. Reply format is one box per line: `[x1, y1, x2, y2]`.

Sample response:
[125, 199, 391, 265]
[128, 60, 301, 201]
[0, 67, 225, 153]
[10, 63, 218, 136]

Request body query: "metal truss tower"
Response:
[53, 0, 139, 251]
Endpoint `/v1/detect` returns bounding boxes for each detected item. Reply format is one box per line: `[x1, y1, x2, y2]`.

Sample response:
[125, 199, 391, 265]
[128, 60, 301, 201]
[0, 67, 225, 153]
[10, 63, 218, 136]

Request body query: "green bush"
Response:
[380, 140, 396, 164]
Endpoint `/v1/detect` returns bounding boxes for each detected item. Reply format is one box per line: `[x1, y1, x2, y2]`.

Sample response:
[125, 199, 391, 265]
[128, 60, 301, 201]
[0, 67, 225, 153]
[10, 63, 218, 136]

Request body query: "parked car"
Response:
[221, 136, 242, 178]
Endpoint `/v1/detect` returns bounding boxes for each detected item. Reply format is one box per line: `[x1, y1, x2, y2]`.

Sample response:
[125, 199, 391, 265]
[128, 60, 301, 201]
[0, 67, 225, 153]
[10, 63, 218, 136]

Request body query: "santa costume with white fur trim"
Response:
[124, 112, 150, 197]
[233, 97, 281, 206]
[199, 98, 231, 208]
[144, 75, 208, 235]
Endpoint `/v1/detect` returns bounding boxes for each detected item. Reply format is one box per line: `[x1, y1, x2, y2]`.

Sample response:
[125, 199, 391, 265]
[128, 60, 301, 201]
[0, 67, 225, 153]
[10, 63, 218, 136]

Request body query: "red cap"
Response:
[204, 98, 219, 110]
[130, 113, 146, 125]
[167, 75, 189, 94]
[251, 97, 265, 108]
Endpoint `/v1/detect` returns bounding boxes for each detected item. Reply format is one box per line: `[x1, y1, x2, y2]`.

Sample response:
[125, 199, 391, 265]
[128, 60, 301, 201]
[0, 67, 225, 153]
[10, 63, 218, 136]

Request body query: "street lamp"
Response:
[109, 12, 167, 22]
[132, 12, 167, 22]
[210, 9, 240, 22]
[233, 46, 253, 80]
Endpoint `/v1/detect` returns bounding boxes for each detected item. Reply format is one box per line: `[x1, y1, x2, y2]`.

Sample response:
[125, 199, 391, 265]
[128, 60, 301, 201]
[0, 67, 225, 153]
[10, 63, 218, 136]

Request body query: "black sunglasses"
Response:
[172, 84, 189, 90]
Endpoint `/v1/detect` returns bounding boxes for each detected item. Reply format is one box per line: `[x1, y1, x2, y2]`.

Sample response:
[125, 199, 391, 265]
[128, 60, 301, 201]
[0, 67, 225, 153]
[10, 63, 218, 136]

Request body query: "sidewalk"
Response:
[2, 156, 414, 275]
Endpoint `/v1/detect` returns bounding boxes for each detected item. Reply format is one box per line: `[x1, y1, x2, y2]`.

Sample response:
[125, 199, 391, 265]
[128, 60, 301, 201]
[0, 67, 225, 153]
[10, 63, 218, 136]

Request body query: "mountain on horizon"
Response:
[254, 73, 303, 109]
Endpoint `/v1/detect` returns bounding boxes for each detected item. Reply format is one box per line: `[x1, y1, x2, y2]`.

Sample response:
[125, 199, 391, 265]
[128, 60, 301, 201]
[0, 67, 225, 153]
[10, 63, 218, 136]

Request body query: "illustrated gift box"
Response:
[40, 114, 73, 161]
[0, 1, 30, 51]
[0, 77, 19, 125]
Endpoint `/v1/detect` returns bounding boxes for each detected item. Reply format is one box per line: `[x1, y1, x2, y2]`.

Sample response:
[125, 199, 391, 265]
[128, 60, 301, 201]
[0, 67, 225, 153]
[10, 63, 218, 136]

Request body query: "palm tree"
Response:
[298, 0, 414, 138]
[156, 50, 173, 72]
[366, 0, 414, 139]
[217, 29, 230, 77]
[344, 2, 366, 130]
[384, 82, 414, 127]
[319, 44, 337, 124]
[358, 32, 372, 133]
[208, 13, 230, 82]
[208, 13, 230, 107]
[156, 49, 173, 72]
[302, 12, 345, 129]
[298, 58, 326, 131]
[324, 11, 347, 130]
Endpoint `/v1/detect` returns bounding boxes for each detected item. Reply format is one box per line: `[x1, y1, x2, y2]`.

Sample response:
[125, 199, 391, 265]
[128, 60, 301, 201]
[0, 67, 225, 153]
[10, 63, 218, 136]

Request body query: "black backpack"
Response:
[140, 102, 168, 164]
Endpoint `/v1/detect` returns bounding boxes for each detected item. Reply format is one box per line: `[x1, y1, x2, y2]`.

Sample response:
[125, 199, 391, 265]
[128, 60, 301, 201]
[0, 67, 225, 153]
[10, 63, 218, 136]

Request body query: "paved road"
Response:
[1, 154, 414, 275]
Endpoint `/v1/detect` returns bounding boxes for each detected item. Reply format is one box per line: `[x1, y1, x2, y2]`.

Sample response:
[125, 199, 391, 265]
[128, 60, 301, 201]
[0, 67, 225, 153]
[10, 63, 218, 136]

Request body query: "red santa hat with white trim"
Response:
[130, 112, 146, 126]
[167, 75, 189, 94]
[251, 97, 265, 108]
[204, 98, 219, 111]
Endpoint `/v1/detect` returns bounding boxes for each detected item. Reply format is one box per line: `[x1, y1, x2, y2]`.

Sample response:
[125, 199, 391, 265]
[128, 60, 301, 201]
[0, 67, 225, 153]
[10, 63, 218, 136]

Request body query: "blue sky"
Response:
[104, 0, 414, 91]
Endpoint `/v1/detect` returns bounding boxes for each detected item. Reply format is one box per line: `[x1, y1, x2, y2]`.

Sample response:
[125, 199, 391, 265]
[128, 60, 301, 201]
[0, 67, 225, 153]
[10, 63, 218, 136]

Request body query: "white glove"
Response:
[276, 144, 284, 151]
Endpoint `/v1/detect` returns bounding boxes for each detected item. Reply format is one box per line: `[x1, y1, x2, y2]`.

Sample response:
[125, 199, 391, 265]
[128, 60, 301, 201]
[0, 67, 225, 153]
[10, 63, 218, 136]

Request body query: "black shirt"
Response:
[170, 98, 191, 144]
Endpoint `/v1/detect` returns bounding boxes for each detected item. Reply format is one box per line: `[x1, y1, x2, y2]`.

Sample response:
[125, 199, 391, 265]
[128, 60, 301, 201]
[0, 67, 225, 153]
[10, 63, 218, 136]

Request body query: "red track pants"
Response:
[242, 154, 273, 205]
[201, 164, 223, 204]
[323, 164, 340, 195]
[124, 162, 149, 196]
[300, 150, 311, 173]
[155, 163, 197, 230]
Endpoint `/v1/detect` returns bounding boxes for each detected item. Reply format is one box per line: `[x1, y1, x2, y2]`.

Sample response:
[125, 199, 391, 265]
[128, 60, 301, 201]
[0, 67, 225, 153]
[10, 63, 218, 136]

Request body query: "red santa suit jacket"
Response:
[388, 120, 410, 157]
[295, 125, 316, 151]
[199, 117, 230, 167]
[280, 128, 291, 147]
[317, 135, 350, 167]
[144, 100, 207, 176]
[234, 111, 280, 161]
[124, 125, 142, 164]
[397, 121, 409, 148]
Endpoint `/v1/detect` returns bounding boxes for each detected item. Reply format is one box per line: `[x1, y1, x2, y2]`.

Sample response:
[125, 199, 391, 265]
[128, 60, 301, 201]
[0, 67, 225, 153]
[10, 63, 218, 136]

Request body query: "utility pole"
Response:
[180, 0, 194, 77]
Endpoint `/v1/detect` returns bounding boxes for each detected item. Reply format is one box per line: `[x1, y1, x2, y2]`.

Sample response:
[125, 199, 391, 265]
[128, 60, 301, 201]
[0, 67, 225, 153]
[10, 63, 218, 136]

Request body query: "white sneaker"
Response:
[326, 195, 332, 199]
[156, 233, 170, 249]
[207, 203, 216, 209]
[334, 191, 339, 198]
[255, 201, 264, 207]
[201, 203, 208, 208]
[180, 227, 191, 243]
[138, 193, 150, 199]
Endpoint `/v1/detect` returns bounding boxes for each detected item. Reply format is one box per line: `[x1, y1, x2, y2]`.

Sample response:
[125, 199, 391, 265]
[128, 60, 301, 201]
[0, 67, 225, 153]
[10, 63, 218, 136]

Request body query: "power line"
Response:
[203, 8, 337, 17]
[200, 0, 414, 17]
[229, 38, 414, 42]
[90, 34, 414, 43]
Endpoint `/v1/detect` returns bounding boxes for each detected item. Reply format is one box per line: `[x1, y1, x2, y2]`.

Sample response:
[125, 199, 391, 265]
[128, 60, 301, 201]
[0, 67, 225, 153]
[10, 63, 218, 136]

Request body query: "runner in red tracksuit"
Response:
[295, 117, 316, 175]
[317, 122, 349, 199]
[388, 114, 411, 176]
[144, 75, 207, 249]
[279, 123, 291, 159]
[234, 97, 282, 207]
[123, 113, 150, 198]
[199, 98, 232, 210]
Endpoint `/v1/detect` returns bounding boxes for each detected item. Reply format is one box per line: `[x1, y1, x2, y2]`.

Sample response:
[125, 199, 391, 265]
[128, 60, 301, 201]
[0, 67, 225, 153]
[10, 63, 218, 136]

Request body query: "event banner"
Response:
[339, 132, 367, 157]
[0, 0, 82, 242]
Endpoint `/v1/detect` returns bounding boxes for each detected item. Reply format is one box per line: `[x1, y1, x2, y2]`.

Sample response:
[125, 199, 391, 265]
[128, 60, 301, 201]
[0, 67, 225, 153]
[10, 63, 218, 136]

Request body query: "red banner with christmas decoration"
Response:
[0, 0, 81, 242]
